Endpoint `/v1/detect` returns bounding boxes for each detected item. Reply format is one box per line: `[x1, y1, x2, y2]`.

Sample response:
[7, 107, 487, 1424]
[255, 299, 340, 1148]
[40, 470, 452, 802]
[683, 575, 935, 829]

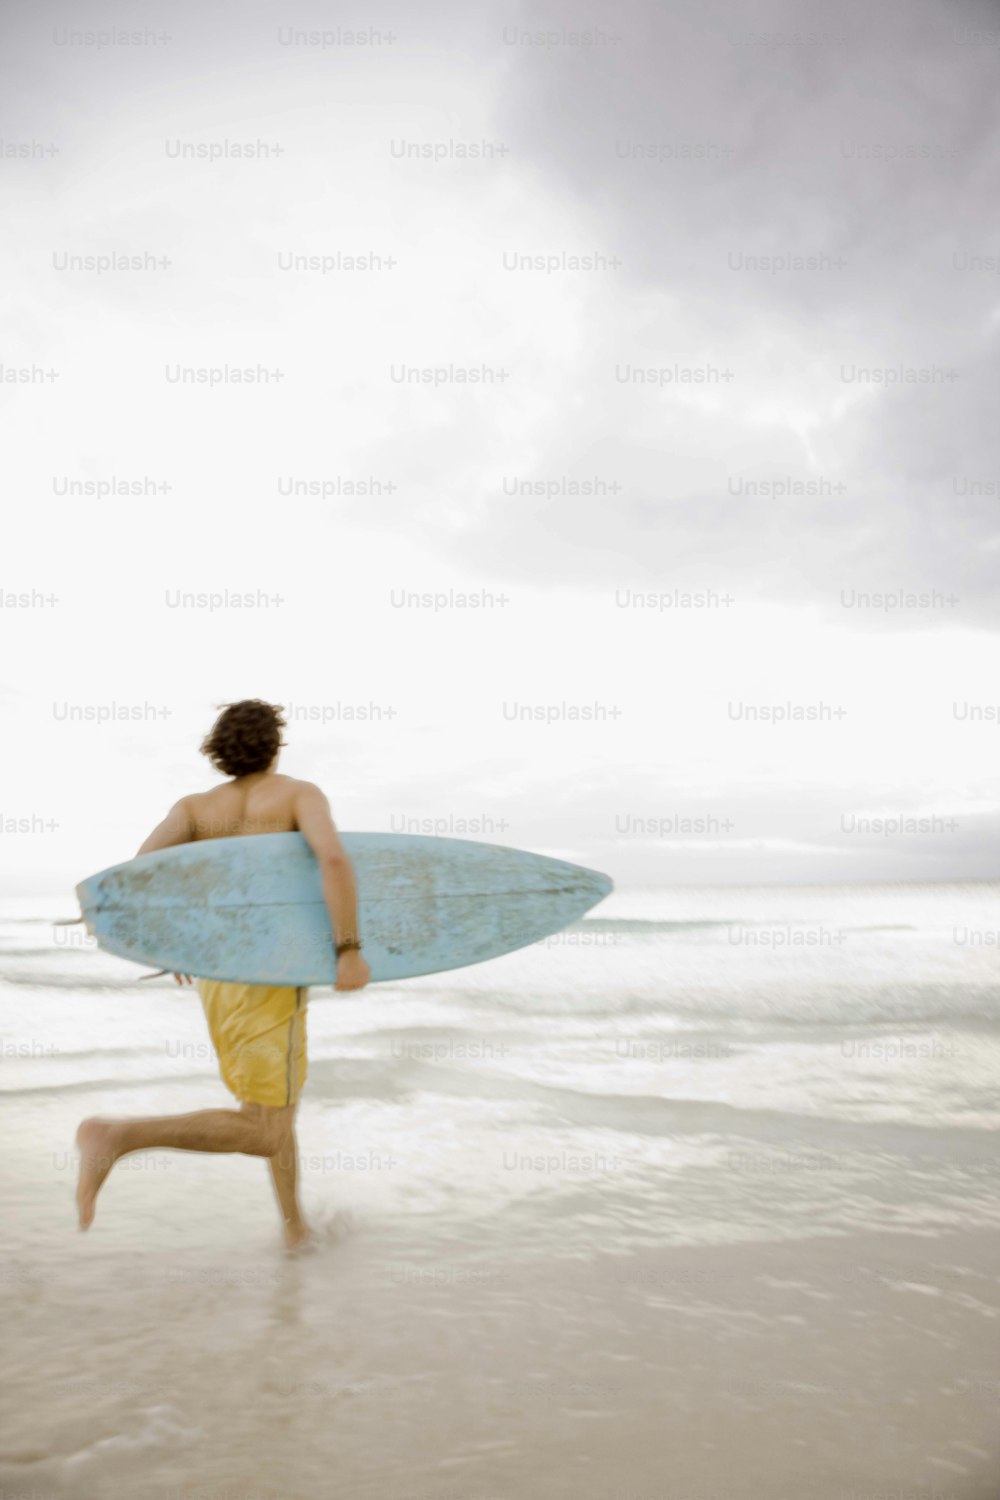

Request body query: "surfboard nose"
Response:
[578, 864, 614, 903]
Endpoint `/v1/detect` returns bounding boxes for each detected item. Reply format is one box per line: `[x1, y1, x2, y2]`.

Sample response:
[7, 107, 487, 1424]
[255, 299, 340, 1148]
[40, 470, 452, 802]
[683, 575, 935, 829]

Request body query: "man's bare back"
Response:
[143, 771, 341, 849]
[188, 771, 305, 839]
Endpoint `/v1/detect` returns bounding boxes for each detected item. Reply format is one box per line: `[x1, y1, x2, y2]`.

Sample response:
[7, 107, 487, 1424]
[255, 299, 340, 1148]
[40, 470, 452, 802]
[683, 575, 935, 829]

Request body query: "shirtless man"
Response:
[75, 699, 370, 1250]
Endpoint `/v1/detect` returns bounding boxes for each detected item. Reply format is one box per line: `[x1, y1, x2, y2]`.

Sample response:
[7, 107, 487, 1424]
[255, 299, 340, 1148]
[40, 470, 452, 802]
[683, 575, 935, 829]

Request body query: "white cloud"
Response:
[1, 0, 996, 892]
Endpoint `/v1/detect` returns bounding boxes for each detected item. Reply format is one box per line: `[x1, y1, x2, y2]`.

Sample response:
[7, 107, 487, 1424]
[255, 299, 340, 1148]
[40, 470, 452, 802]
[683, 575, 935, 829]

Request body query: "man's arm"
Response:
[137, 798, 195, 856]
[293, 782, 370, 992]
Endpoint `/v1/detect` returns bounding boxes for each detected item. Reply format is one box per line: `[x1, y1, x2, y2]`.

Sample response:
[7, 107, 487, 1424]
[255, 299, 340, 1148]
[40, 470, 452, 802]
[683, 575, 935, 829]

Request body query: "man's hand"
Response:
[335, 950, 370, 992]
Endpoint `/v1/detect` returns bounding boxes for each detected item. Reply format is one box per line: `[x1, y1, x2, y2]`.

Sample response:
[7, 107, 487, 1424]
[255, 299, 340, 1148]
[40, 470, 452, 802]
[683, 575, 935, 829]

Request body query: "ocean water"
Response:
[2, 883, 999, 1500]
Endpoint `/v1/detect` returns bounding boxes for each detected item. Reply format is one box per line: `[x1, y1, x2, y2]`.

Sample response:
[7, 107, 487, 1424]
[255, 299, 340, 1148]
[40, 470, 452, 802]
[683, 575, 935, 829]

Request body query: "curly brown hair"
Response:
[201, 700, 286, 779]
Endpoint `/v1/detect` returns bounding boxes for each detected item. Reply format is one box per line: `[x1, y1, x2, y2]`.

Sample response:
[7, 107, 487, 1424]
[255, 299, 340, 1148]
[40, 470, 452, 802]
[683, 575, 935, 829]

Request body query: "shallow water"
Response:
[2, 883, 999, 1498]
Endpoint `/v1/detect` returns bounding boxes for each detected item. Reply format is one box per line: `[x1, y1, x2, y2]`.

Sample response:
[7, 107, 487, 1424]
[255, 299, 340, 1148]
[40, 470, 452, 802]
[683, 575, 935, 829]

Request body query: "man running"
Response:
[75, 699, 370, 1249]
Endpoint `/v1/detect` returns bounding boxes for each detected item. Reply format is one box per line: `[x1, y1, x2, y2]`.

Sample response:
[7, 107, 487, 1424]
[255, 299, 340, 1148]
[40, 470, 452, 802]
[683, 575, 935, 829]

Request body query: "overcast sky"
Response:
[2, 0, 998, 894]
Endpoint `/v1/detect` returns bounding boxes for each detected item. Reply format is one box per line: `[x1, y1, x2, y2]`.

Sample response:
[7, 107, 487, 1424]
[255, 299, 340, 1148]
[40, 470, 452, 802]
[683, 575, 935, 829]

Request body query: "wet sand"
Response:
[4, 885, 1000, 1498]
[3, 1213, 999, 1500]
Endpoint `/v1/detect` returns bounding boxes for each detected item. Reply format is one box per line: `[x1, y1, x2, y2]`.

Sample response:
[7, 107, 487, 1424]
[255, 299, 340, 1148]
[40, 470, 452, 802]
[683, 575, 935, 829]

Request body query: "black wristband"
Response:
[336, 939, 363, 956]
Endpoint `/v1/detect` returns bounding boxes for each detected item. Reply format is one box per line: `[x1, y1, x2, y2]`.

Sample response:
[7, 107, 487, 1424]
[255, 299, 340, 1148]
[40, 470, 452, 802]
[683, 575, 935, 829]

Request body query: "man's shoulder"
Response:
[183, 785, 222, 808]
[265, 774, 327, 806]
[283, 776, 326, 801]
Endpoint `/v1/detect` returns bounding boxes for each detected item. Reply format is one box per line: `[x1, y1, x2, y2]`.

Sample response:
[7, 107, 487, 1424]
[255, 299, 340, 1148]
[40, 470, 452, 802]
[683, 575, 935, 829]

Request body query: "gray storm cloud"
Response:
[429, 0, 1000, 621]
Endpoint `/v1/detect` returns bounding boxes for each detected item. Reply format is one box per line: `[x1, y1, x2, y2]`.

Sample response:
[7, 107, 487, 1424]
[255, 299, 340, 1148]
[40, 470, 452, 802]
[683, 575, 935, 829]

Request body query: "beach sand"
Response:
[4, 885, 1000, 1498]
[3, 1205, 999, 1500]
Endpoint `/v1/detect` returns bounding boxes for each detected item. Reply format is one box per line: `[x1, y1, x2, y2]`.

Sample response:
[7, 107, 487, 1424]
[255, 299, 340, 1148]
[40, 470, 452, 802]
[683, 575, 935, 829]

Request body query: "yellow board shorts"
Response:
[196, 980, 308, 1108]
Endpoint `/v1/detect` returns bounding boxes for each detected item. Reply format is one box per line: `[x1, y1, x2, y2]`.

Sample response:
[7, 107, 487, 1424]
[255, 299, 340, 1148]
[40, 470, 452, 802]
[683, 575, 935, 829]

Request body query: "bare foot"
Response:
[284, 1220, 313, 1254]
[75, 1119, 120, 1230]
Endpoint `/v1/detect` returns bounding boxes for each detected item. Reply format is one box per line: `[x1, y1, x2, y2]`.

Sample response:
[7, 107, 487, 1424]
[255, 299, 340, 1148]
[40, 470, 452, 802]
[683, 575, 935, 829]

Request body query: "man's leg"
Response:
[75, 1101, 296, 1232]
[260, 1103, 309, 1250]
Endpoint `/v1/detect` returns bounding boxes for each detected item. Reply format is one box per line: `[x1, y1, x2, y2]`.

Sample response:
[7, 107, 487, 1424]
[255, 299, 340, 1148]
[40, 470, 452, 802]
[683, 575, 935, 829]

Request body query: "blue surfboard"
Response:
[75, 832, 613, 985]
